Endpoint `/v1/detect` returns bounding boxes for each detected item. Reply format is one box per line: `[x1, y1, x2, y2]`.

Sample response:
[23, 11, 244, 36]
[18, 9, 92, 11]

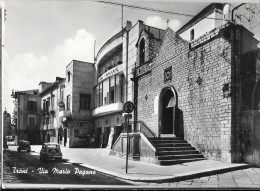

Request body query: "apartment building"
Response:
[12, 89, 41, 144]
[93, 20, 165, 148]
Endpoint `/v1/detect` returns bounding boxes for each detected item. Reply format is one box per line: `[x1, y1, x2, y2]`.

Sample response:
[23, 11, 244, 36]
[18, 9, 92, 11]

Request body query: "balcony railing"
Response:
[122, 121, 157, 139]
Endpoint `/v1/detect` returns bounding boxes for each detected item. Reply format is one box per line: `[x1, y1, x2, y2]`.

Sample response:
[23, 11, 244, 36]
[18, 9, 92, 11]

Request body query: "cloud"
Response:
[3, 29, 95, 113]
[168, 19, 182, 31]
[145, 16, 182, 31]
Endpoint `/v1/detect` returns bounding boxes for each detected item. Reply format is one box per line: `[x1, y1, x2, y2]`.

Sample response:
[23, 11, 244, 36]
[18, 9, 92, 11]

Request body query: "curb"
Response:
[32, 148, 252, 183]
[63, 158, 251, 183]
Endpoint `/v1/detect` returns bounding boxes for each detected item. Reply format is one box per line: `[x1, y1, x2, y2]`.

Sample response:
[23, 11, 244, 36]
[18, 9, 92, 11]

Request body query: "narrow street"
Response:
[2, 147, 132, 185]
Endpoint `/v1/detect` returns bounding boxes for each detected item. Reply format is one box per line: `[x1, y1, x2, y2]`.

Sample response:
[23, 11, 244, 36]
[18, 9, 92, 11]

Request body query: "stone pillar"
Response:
[106, 127, 114, 149]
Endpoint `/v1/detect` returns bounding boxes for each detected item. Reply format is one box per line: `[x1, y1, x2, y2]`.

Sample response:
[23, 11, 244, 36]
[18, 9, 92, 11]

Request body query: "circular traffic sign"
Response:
[123, 101, 134, 113]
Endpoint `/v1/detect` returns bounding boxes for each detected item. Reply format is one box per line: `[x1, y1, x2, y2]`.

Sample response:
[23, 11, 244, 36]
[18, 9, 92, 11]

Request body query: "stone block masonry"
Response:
[136, 23, 245, 162]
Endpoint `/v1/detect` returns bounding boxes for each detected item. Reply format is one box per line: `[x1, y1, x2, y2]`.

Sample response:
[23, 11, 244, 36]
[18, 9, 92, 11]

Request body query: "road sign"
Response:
[123, 101, 134, 113]
[122, 113, 132, 119]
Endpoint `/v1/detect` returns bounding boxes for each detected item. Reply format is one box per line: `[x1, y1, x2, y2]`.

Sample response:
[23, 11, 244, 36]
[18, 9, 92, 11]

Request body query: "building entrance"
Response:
[159, 86, 177, 136]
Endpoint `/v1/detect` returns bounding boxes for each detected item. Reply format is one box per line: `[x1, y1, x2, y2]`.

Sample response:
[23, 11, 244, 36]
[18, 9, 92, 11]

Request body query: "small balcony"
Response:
[92, 102, 123, 117]
[58, 110, 71, 118]
[49, 105, 55, 115]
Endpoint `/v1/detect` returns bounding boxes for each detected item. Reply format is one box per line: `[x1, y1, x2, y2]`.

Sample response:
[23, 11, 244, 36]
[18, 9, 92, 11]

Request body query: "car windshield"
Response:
[20, 141, 29, 144]
[46, 144, 60, 149]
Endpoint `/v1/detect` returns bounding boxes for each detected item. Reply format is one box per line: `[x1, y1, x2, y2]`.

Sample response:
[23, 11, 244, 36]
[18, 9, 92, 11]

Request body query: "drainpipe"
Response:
[231, 3, 245, 161]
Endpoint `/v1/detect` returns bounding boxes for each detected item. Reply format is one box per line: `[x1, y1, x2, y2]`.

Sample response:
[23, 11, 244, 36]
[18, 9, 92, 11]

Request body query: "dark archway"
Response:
[159, 86, 178, 136]
[162, 89, 175, 134]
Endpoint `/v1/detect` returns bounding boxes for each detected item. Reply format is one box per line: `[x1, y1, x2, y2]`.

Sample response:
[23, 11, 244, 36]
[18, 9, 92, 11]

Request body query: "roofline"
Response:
[39, 82, 58, 96]
[176, 3, 224, 35]
[66, 59, 94, 69]
[95, 29, 124, 61]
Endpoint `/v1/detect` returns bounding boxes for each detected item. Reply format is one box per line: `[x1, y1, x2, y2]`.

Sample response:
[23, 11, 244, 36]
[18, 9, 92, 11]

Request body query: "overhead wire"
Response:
[96, 1, 231, 21]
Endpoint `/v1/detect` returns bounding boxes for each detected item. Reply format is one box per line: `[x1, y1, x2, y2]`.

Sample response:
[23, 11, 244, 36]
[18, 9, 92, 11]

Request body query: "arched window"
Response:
[140, 38, 145, 65]
[67, 71, 71, 82]
[190, 29, 194, 41]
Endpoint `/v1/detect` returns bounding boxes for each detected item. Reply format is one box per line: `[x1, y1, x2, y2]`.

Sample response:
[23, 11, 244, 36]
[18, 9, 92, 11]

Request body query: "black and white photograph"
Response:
[1, 0, 260, 189]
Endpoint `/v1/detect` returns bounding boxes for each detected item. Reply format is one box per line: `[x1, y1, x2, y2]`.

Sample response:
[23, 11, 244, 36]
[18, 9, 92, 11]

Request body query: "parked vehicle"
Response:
[40, 143, 62, 161]
[6, 135, 17, 146]
[17, 140, 31, 152]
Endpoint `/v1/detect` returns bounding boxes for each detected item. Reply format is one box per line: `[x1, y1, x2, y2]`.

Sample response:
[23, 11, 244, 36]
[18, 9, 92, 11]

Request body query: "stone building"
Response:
[3, 109, 12, 137]
[111, 3, 260, 167]
[93, 20, 165, 148]
[12, 89, 41, 144]
[39, 77, 65, 144]
[58, 60, 95, 148]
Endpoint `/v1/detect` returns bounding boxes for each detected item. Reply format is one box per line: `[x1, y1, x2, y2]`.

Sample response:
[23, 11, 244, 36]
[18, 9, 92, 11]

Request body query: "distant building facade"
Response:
[3, 109, 12, 137]
[12, 90, 41, 144]
[39, 77, 65, 144]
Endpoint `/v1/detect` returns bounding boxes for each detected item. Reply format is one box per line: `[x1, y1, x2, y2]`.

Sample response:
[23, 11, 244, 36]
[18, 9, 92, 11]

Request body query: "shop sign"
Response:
[98, 65, 122, 83]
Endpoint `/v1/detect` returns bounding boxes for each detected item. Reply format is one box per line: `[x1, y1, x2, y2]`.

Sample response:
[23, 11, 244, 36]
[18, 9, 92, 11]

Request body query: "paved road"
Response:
[2, 147, 132, 185]
[134, 168, 260, 188]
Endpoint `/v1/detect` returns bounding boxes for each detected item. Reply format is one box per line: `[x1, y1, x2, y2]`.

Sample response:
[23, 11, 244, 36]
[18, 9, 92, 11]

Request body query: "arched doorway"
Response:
[159, 86, 178, 136]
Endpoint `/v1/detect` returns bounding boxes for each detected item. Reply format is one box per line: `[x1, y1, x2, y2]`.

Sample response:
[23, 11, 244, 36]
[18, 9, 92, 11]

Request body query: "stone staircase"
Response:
[150, 137, 205, 166]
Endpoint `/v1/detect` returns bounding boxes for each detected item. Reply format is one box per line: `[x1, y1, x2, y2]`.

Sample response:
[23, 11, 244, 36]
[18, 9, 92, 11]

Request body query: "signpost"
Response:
[123, 101, 134, 174]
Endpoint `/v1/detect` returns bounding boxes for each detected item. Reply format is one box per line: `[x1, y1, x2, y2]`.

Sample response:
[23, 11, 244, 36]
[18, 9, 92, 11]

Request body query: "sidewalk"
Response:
[31, 145, 253, 183]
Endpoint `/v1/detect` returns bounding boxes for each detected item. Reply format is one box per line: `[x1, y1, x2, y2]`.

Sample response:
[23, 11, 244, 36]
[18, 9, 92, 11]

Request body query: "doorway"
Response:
[159, 86, 177, 136]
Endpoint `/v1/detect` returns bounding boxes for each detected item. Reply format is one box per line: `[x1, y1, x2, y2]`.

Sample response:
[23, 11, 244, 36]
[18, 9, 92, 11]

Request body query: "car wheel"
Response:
[27, 150, 31, 152]
[18, 149, 21, 152]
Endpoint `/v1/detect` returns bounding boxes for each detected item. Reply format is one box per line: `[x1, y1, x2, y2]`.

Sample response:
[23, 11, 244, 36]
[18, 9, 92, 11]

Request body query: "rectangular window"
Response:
[99, 83, 103, 106]
[46, 115, 49, 125]
[67, 95, 71, 111]
[27, 101, 37, 112]
[103, 79, 109, 105]
[95, 86, 99, 108]
[46, 98, 50, 112]
[28, 117, 36, 128]
[109, 76, 115, 103]
[51, 95, 55, 106]
[80, 94, 91, 110]
[60, 85, 65, 101]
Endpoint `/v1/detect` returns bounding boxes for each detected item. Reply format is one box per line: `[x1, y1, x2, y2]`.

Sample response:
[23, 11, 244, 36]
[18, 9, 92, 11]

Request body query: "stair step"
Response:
[157, 154, 204, 160]
[159, 158, 205, 166]
[155, 143, 192, 148]
[150, 137, 183, 141]
[156, 146, 196, 151]
[156, 150, 200, 156]
[154, 143, 191, 147]
[151, 140, 187, 144]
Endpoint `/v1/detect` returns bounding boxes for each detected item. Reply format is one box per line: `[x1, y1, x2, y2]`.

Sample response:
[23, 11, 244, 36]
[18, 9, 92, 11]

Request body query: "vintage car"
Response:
[40, 143, 62, 161]
[6, 136, 17, 146]
[17, 140, 31, 152]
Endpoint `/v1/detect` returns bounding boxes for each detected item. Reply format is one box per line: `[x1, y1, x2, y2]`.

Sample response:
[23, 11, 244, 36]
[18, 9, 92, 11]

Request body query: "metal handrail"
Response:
[122, 120, 157, 139]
